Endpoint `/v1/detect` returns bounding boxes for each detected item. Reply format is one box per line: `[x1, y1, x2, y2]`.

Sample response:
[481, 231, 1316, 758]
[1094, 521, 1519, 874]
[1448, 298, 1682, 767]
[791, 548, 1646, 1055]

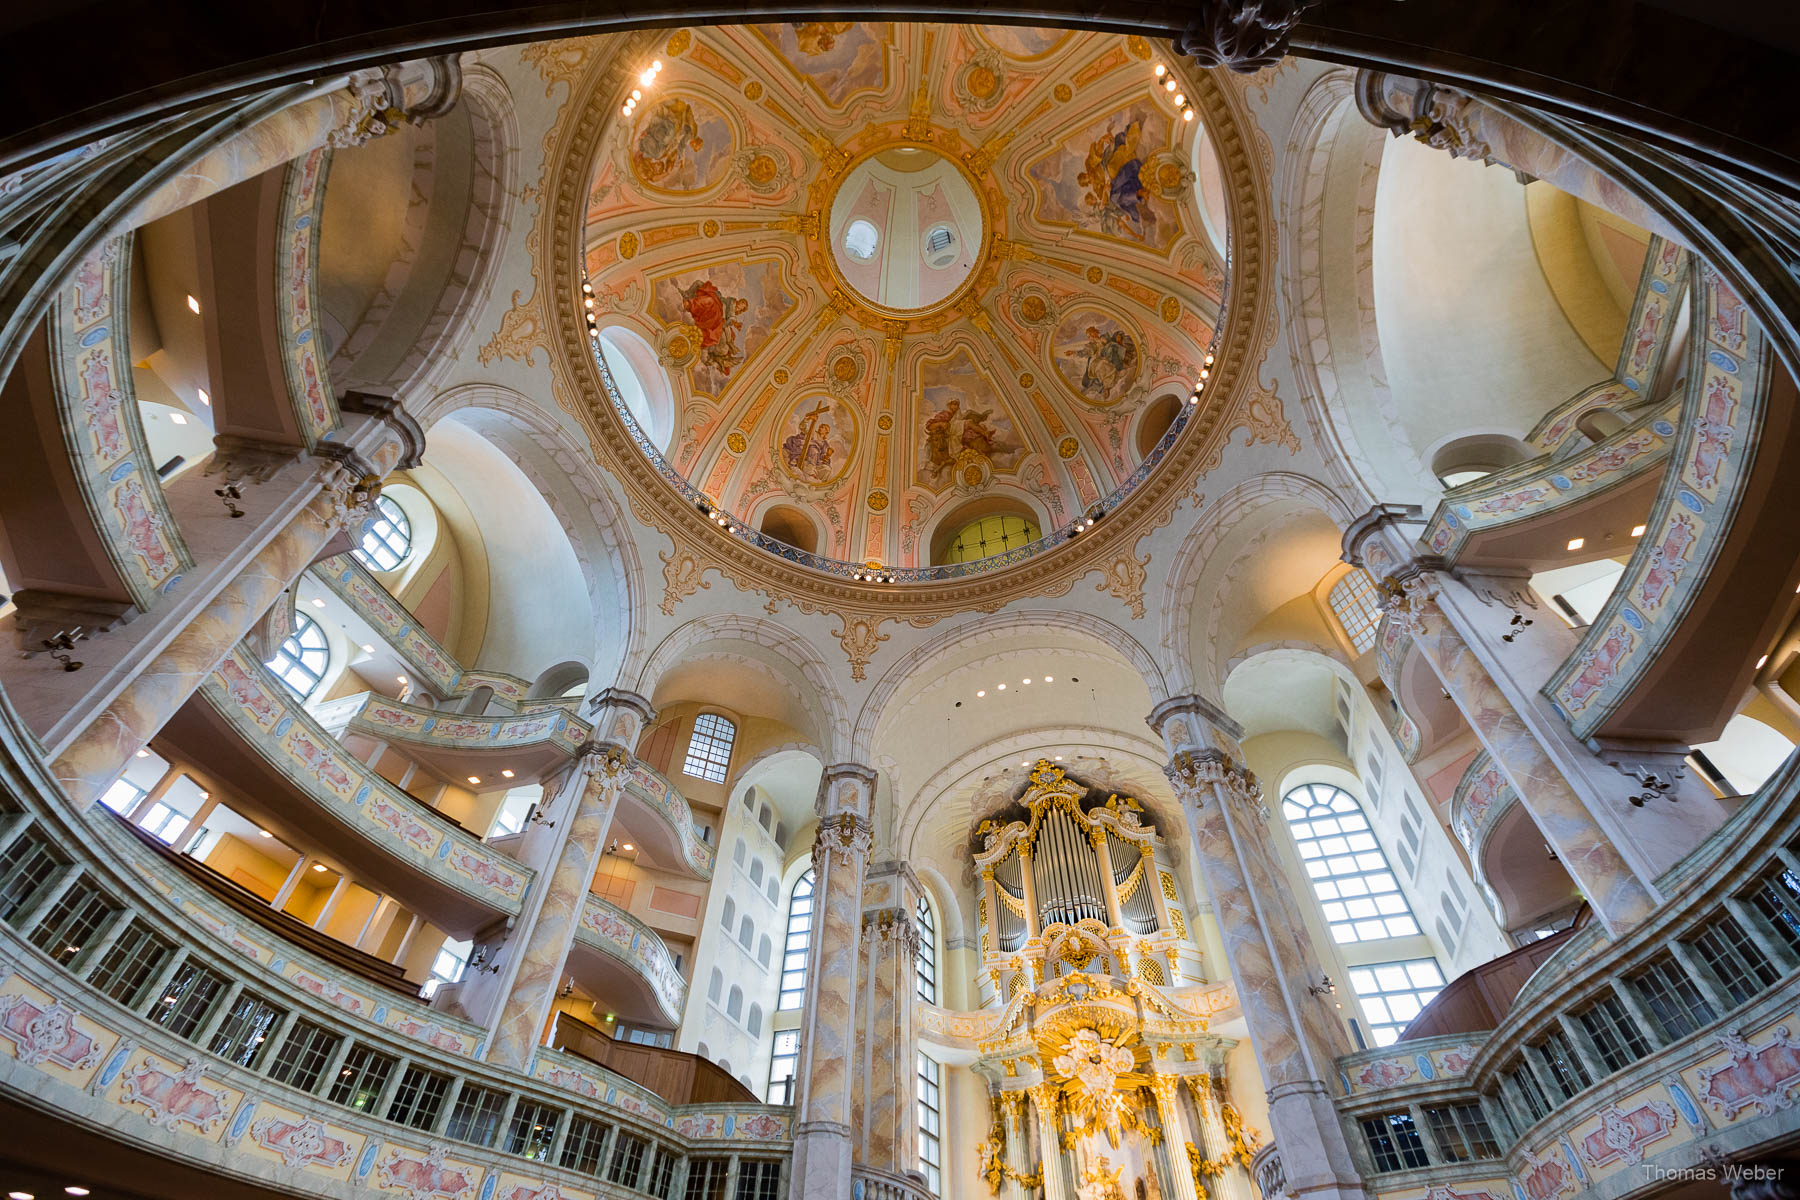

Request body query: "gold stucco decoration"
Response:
[1054, 83, 1073, 103]
[1095, 551, 1150, 619]
[1161, 296, 1181, 323]
[726, 431, 747, 454]
[743, 80, 763, 100]
[868, 490, 889, 512]
[834, 614, 889, 681]
[657, 546, 710, 615]
[876, 413, 893, 432]
[702, 218, 720, 237]
[1058, 437, 1080, 459]
[1086, 266, 1105, 284]
[665, 29, 692, 56]
[618, 231, 639, 259]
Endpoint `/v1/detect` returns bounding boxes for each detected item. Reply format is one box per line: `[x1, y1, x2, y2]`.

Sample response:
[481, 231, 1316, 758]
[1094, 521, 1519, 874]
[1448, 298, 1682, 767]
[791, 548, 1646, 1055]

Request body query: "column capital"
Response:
[862, 906, 921, 963]
[816, 761, 877, 818]
[1164, 749, 1263, 815]
[1146, 693, 1243, 760]
[812, 810, 874, 864]
[339, 388, 426, 469]
[585, 687, 657, 752]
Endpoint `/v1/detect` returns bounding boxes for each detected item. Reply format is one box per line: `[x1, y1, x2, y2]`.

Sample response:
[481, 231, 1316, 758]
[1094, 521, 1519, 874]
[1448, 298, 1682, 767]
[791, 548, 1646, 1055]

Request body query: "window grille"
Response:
[609, 1131, 649, 1188]
[1329, 570, 1384, 652]
[684, 1158, 731, 1200]
[559, 1116, 611, 1175]
[329, 1044, 397, 1114]
[1632, 957, 1716, 1041]
[505, 1099, 563, 1160]
[387, 1065, 452, 1130]
[1359, 1112, 1429, 1172]
[207, 991, 285, 1067]
[1689, 915, 1780, 1005]
[1577, 995, 1651, 1072]
[0, 829, 66, 924]
[445, 1082, 507, 1146]
[265, 611, 331, 699]
[149, 961, 225, 1040]
[1346, 958, 1445, 1046]
[267, 1019, 340, 1092]
[917, 1053, 943, 1194]
[28, 877, 118, 966]
[779, 869, 816, 1009]
[1282, 784, 1420, 944]
[88, 921, 173, 1008]
[353, 493, 413, 571]
[681, 713, 737, 784]
[1423, 1104, 1499, 1161]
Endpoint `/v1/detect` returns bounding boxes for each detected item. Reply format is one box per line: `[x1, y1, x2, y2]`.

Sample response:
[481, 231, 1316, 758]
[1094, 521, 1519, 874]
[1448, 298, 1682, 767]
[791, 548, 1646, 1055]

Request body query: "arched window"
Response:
[779, 869, 815, 1010]
[708, 969, 722, 1004]
[766, 877, 779, 905]
[758, 934, 773, 968]
[944, 513, 1039, 564]
[354, 493, 413, 571]
[733, 840, 747, 869]
[722, 897, 736, 932]
[1328, 570, 1383, 654]
[739, 915, 754, 949]
[726, 985, 743, 1021]
[750, 859, 764, 886]
[916, 893, 938, 1004]
[265, 611, 331, 699]
[758, 805, 774, 832]
[747, 1004, 763, 1037]
[681, 713, 736, 784]
[1281, 783, 1419, 943]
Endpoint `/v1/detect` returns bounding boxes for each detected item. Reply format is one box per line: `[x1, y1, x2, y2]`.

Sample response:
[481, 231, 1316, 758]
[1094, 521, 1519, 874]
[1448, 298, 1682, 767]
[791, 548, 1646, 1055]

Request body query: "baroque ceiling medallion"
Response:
[545, 22, 1274, 623]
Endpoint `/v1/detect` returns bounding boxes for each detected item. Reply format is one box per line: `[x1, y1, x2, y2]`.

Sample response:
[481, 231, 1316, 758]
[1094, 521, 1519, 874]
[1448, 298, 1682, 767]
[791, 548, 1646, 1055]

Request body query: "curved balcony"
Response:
[314, 690, 589, 781]
[311, 554, 535, 706]
[188, 647, 532, 927]
[549, 1012, 755, 1105]
[852, 1163, 934, 1200]
[617, 758, 715, 880]
[0, 732, 796, 1196]
[574, 893, 688, 1027]
[1332, 754, 1800, 1195]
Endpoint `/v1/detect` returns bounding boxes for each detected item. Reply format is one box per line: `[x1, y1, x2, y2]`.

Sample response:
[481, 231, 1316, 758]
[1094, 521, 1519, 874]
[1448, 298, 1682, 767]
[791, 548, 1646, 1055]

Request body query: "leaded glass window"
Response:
[1282, 783, 1419, 943]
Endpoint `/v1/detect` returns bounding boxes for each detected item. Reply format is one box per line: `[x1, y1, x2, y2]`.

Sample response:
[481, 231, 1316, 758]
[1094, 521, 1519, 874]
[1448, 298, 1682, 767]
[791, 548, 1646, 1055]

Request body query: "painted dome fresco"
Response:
[581, 23, 1233, 570]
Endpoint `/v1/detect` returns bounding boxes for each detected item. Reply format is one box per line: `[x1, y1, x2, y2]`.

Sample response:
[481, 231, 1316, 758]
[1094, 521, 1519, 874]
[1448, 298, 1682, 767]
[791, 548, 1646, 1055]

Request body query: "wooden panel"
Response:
[1399, 908, 1589, 1040]
[551, 1012, 756, 1105]
[650, 886, 702, 919]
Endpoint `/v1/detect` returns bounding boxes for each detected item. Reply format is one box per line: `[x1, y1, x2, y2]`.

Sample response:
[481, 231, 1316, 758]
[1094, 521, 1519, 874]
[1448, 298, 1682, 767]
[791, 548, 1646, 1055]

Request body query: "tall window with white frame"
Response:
[916, 893, 937, 1004]
[353, 493, 413, 571]
[264, 611, 331, 699]
[778, 869, 815, 1010]
[681, 712, 737, 784]
[1328, 569, 1383, 653]
[767, 1030, 799, 1104]
[917, 1052, 943, 1195]
[1281, 782, 1443, 1046]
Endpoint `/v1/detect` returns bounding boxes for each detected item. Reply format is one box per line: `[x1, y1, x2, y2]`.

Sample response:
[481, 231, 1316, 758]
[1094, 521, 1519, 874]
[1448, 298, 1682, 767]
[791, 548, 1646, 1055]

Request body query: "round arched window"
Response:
[945, 513, 1039, 564]
[922, 224, 958, 268]
[843, 219, 880, 262]
[354, 494, 413, 571]
[266, 611, 331, 699]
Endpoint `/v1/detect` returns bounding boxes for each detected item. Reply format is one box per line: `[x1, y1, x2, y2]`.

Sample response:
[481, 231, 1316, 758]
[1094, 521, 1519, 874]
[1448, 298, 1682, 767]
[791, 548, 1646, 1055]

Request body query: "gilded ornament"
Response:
[867, 490, 889, 512]
[1160, 296, 1182, 323]
[1020, 295, 1048, 323]
[1058, 437, 1080, 459]
[1054, 83, 1073, 103]
[665, 29, 692, 56]
[831, 352, 860, 383]
[1160, 871, 1178, 901]
[1017, 372, 1034, 388]
[1086, 266, 1104, 284]
[618, 231, 639, 259]
[876, 413, 893, 432]
[773, 369, 790, 385]
[743, 80, 763, 100]
[726, 431, 748, 454]
[703, 219, 720, 237]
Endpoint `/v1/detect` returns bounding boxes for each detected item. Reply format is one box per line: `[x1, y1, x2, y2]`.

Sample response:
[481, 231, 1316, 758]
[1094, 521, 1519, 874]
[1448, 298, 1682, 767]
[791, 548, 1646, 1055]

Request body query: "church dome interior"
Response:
[0, 8, 1797, 1200]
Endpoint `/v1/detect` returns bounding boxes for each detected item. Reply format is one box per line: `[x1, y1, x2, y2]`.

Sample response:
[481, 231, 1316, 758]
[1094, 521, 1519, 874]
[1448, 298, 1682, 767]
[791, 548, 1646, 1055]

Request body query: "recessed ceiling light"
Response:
[311, 863, 327, 872]
[1631, 525, 1646, 537]
[197, 790, 209, 800]
[623, 843, 634, 851]
[186, 294, 201, 313]
[468, 776, 482, 785]
[1054, 755, 1063, 761]
[169, 412, 188, 425]
[362, 644, 376, 653]
[397, 675, 408, 685]
[11, 1191, 35, 1199]
[997, 683, 1006, 690]
[66, 1189, 90, 1197]
[1044, 676, 1054, 683]
[1566, 537, 1585, 551]
[1020, 761, 1029, 767]
[196, 388, 209, 405]
[1757, 654, 1770, 669]
[135, 749, 149, 758]
[976, 690, 986, 697]
[1022, 678, 1032, 685]
[501, 769, 515, 778]
[258, 829, 272, 838]
[310, 597, 325, 608]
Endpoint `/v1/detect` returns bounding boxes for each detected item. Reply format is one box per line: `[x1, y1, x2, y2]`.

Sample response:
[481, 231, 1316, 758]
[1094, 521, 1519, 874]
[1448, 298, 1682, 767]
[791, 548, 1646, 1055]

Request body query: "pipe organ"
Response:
[967, 762, 1255, 1200]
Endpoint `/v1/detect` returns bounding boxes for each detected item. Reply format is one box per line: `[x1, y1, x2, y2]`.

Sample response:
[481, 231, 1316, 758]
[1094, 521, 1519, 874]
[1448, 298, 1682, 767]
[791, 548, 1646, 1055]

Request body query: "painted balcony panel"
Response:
[311, 553, 533, 705]
[275, 147, 340, 448]
[199, 646, 532, 918]
[574, 892, 687, 1026]
[1449, 751, 1514, 861]
[1547, 268, 1779, 741]
[50, 235, 192, 606]
[530, 1046, 794, 1141]
[617, 758, 715, 880]
[1525, 237, 1689, 456]
[315, 690, 589, 781]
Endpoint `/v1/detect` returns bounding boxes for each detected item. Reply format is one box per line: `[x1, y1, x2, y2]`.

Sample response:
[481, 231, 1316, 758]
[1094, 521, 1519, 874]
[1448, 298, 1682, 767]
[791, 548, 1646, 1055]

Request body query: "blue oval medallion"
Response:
[1621, 606, 1645, 632]
[229, 1099, 255, 1141]
[295, 215, 311, 230]
[357, 1142, 380, 1179]
[98, 1042, 132, 1088]
[296, 328, 311, 344]
[1708, 349, 1740, 372]
[1653, 420, 1676, 437]
[107, 460, 136, 483]
[1624, 376, 1642, 391]
[1669, 1080, 1702, 1127]
[79, 325, 108, 347]
[354, 783, 371, 807]
[479, 1176, 497, 1200]
[1550, 474, 1572, 490]
[1414, 1053, 1436, 1080]
[1650, 279, 1669, 294]
[1679, 488, 1705, 513]
[274, 716, 293, 736]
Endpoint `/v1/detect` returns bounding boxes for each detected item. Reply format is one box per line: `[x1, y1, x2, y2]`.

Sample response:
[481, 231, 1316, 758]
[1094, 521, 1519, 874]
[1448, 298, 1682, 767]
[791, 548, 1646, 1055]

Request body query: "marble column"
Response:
[1029, 1081, 1071, 1200]
[1378, 571, 1659, 935]
[117, 57, 462, 232]
[1147, 694, 1365, 1200]
[49, 448, 397, 809]
[854, 861, 922, 1175]
[1150, 1074, 1202, 1200]
[1000, 1090, 1033, 1200]
[482, 744, 628, 1070]
[789, 763, 877, 1198]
